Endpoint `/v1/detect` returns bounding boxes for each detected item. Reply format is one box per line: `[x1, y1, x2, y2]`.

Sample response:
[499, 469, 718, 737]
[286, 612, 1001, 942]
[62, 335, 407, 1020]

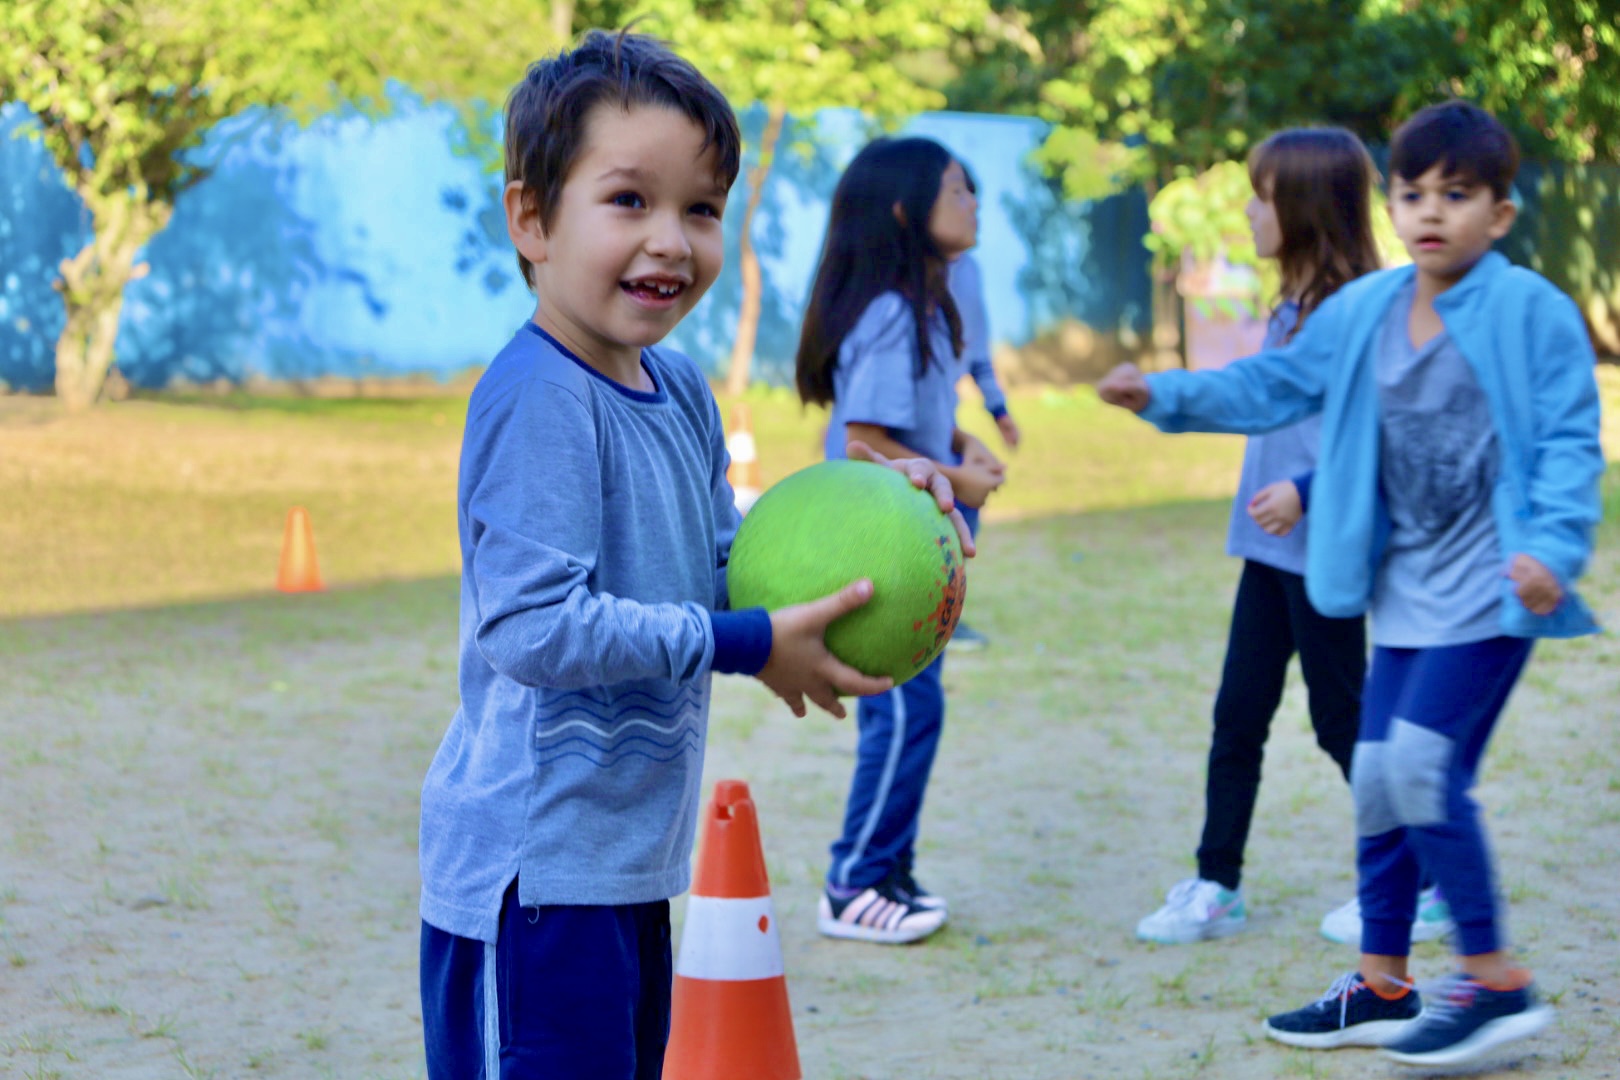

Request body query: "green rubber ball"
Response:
[727, 460, 968, 684]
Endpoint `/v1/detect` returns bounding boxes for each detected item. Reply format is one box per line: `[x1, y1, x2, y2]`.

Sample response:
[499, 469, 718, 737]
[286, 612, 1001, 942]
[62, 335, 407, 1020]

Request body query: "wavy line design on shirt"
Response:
[547, 685, 701, 710]
[537, 744, 700, 769]
[539, 704, 699, 732]
[538, 729, 700, 757]
[533, 685, 705, 768]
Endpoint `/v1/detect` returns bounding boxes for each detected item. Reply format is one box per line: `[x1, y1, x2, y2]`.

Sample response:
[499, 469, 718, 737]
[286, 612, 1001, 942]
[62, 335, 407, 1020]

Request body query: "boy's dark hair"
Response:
[504, 28, 742, 289]
[1389, 100, 1519, 200]
[795, 137, 963, 408]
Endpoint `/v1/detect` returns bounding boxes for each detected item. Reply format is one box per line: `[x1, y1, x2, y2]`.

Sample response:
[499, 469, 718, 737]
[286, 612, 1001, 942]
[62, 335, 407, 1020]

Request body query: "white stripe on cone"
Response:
[675, 896, 784, 981]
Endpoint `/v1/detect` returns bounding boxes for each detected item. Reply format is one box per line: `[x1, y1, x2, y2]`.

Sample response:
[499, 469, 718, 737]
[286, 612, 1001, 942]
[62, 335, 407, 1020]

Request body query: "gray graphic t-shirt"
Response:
[1371, 283, 1502, 646]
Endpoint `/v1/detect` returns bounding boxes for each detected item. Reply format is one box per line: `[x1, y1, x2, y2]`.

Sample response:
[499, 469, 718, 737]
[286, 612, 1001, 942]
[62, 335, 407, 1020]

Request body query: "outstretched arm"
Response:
[1097, 299, 1342, 434]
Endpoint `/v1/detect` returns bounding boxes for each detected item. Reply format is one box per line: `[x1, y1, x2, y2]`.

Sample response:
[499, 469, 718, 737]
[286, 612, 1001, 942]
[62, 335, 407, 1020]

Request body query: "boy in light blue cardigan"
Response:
[1099, 101, 1604, 1069]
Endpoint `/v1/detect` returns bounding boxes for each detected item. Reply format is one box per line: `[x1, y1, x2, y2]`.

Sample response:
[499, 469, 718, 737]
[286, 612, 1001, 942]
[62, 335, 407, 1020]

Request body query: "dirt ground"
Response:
[3, 378, 1617, 1079]
[2, 502, 1616, 1080]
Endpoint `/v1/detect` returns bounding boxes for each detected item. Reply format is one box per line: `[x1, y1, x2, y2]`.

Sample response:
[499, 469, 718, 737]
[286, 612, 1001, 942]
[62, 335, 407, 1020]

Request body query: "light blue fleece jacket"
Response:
[419, 324, 772, 943]
[1141, 252, 1605, 638]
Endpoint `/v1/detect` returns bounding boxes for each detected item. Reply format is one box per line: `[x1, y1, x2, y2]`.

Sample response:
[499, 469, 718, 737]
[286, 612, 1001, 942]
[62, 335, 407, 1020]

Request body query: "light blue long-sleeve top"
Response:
[947, 254, 1009, 418]
[419, 323, 771, 943]
[1140, 252, 1605, 639]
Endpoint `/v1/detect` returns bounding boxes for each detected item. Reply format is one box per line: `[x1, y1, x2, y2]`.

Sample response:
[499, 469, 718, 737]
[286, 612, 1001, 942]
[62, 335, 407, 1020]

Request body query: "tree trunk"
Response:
[1142, 176, 1184, 371]
[724, 104, 786, 398]
[53, 190, 168, 411]
[550, 0, 574, 43]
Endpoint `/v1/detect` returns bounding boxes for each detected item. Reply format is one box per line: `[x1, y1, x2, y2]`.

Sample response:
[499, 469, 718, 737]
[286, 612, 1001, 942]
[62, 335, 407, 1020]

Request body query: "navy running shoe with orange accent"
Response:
[1264, 972, 1423, 1049]
[1383, 974, 1553, 1067]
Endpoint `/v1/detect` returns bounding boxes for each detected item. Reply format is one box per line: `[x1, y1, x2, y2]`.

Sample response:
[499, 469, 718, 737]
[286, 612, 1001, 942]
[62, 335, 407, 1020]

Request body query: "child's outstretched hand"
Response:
[758, 580, 894, 718]
[847, 440, 976, 557]
[1096, 363, 1151, 413]
[1507, 553, 1563, 615]
[995, 411, 1021, 450]
[1248, 480, 1303, 536]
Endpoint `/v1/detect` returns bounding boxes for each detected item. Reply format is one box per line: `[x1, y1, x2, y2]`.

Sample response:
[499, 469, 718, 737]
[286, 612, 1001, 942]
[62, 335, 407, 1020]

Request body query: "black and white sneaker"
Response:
[817, 879, 946, 944]
[1383, 974, 1553, 1067]
[1263, 972, 1424, 1049]
[891, 867, 947, 912]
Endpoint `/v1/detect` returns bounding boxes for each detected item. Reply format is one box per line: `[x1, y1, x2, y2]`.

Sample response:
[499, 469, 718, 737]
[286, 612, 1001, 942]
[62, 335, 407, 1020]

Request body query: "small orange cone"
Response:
[276, 506, 325, 593]
[725, 403, 762, 514]
[664, 780, 800, 1080]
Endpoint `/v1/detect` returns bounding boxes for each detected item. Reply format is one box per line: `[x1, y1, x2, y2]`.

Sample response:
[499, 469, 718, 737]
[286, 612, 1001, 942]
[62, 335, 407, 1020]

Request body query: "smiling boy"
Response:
[1097, 101, 1604, 1067]
[416, 29, 970, 1079]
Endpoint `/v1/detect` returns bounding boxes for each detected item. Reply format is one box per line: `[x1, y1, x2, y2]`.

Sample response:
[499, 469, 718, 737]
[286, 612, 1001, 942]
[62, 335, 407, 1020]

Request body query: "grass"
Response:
[0, 371, 1616, 1079]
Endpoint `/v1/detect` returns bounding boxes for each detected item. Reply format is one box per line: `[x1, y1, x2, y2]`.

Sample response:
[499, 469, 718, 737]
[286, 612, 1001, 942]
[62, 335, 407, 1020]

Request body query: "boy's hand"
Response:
[1248, 480, 1303, 536]
[758, 579, 894, 718]
[1507, 554, 1563, 616]
[848, 440, 976, 557]
[1096, 363, 1151, 413]
[995, 412, 1021, 450]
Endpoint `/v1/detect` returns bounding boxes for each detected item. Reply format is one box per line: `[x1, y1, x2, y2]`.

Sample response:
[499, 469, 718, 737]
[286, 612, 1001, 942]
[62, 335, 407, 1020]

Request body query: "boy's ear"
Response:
[1488, 196, 1518, 240]
[892, 201, 906, 227]
[504, 181, 548, 266]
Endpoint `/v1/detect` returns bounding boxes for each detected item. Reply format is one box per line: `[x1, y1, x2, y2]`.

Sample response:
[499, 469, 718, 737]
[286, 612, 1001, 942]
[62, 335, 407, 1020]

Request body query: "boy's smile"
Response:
[509, 103, 729, 387]
[1389, 165, 1515, 293]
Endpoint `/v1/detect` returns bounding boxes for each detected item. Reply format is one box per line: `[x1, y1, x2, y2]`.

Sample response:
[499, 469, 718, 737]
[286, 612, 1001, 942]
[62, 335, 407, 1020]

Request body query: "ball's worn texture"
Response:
[728, 460, 967, 683]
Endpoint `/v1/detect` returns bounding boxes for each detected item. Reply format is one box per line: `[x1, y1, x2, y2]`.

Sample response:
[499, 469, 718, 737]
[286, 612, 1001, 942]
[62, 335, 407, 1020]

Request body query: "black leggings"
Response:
[1196, 559, 1365, 890]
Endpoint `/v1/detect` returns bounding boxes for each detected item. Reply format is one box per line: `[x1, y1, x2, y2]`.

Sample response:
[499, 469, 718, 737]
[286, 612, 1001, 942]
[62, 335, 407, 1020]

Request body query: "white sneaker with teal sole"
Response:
[1320, 885, 1453, 945]
[1136, 877, 1246, 944]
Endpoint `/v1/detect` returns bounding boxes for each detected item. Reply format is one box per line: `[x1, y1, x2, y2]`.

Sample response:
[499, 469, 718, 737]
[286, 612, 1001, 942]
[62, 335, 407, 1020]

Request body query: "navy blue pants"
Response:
[1352, 637, 1533, 958]
[828, 654, 946, 890]
[420, 881, 672, 1079]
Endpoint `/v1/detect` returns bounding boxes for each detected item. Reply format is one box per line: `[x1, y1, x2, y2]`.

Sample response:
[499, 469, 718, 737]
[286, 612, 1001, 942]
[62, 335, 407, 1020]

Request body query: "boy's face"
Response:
[1388, 164, 1515, 289]
[507, 103, 728, 375]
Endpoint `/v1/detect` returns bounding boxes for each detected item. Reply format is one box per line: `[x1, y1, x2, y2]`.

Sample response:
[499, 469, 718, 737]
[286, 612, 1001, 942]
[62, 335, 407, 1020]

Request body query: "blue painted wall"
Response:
[0, 99, 1153, 392]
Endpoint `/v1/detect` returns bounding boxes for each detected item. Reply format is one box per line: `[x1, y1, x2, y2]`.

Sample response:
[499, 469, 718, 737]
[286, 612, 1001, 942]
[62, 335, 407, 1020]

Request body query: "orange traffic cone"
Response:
[726, 403, 762, 514]
[276, 506, 325, 593]
[664, 780, 801, 1080]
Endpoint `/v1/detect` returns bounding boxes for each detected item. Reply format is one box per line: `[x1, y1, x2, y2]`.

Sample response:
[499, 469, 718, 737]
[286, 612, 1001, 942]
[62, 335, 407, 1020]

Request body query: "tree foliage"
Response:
[1437, 0, 1620, 164]
[950, 0, 1619, 201]
[0, 0, 558, 408]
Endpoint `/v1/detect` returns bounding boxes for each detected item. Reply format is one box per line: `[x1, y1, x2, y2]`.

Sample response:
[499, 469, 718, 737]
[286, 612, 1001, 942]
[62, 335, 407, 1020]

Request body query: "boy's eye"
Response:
[689, 201, 721, 219]
[611, 191, 645, 209]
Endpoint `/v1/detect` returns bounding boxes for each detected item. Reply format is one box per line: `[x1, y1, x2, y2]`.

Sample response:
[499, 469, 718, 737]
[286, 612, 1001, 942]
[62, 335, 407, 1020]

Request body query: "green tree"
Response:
[644, 0, 992, 394]
[0, 0, 560, 409]
[1437, 0, 1620, 164]
[1026, 0, 1457, 189]
[960, 0, 1617, 197]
